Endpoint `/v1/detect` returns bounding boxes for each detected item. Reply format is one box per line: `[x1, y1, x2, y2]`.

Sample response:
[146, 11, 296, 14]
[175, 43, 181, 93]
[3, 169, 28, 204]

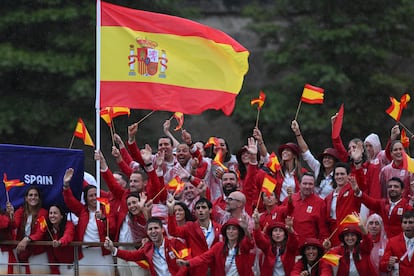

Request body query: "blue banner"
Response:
[0, 144, 84, 212]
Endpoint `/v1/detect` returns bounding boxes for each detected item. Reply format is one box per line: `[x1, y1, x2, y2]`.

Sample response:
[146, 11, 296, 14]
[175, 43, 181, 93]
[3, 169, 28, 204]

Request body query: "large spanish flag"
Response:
[100, 2, 249, 116]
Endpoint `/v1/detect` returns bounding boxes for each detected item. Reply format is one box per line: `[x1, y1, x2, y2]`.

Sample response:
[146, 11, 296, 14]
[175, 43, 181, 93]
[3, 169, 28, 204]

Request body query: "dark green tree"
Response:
[0, 1, 96, 145]
[0, 0, 197, 148]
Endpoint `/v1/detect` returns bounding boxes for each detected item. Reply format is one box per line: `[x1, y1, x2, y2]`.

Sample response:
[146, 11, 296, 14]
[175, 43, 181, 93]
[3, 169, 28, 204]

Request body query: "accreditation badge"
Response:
[397, 208, 403, 215]
[306, 206, 313, 213]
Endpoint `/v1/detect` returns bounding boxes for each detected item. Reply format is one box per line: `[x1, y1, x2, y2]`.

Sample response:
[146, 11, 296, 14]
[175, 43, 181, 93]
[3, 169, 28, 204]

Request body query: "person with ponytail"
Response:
[46, 204, 75, 275]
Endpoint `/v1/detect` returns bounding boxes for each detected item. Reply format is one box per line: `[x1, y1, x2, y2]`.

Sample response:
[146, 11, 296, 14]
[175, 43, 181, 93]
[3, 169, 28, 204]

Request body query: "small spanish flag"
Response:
[74, 118, 94, 147]
[37, 216, 48, 233]
[386, 94, 410, 122]
[321, 251, 341, 266]
[110, 106, 130, 117]
[173, 112, 184, 131]
[135, 260, 150, 269]
[266, 152, 281, 173]
[167, 176, 184, 191]
[3, 173, 25, 192]
[97, 197, 111, 215]
[402, 151, 414, 174]
[339, 214, 359, 226]
[100, 109, 112, 126]
[401, 129, 410, 148]
[213, 149, 228, 171]
[172, 247, 191, 259]
[204, 137, 219, 148]
[301, 84, 325, 104]
[261, 174, 277, 196]
[250, 90, 266, 110]
[175, 182, 185, 195]
[100, 106, 131, 126]
[386, 97, 403, 121]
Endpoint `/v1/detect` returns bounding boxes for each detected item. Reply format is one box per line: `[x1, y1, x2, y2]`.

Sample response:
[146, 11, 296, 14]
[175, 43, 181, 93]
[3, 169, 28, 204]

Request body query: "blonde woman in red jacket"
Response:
[252, 210, 298, 276]
[177, 217, 255, 276]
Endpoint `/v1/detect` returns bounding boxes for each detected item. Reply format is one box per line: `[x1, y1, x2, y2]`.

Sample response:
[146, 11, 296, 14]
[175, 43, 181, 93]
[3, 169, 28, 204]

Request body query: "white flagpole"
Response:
[95, 0, 102, 204]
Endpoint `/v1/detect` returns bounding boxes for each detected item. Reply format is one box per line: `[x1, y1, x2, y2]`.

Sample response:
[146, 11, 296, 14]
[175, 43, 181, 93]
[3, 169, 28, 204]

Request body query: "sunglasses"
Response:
[226, 197, 240, 202]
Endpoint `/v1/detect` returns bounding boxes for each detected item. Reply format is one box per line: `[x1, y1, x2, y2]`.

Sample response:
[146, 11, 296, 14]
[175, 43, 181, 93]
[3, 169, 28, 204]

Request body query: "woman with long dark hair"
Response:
[252, 209, 298, 275]
[177, 217, 254, 275]
[328, 215, 376, 276]
[46, 204, 75, 275]
[116, 192, 150, 276]
[10, 186, 48, 274]
[173, 201, 195, 226]
[276, 142, 304, 202]
[291, 120, 339, 199]
[291, 238, 332, 276]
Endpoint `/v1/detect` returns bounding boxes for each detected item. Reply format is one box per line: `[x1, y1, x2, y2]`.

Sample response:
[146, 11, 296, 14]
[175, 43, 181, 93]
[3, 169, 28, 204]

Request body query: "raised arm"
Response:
[141, 144, 167, 203]
[291, 120, 309, 153]
[243, 137, 258, 215]
[115, 133, 134, 164]
[351, 176, 382, 214]
[127, 123, 145, 166]
[111, 146, 133, 177]
[53, 221, 75, 247]
[385, 125, 400, 161]
[253, 127, 268, 158]
[62, 168, 84, 215]
[163, 119, 180, 148]
[331, 112, 349, 162]
[95, 150, 126, 199]
[291, 120, 322, 176]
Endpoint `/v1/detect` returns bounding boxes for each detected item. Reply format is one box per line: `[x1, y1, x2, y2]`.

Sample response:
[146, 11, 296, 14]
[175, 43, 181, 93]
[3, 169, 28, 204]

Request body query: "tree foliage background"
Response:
[236, 0, 414, 155]
[1, 0, 414, 171]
